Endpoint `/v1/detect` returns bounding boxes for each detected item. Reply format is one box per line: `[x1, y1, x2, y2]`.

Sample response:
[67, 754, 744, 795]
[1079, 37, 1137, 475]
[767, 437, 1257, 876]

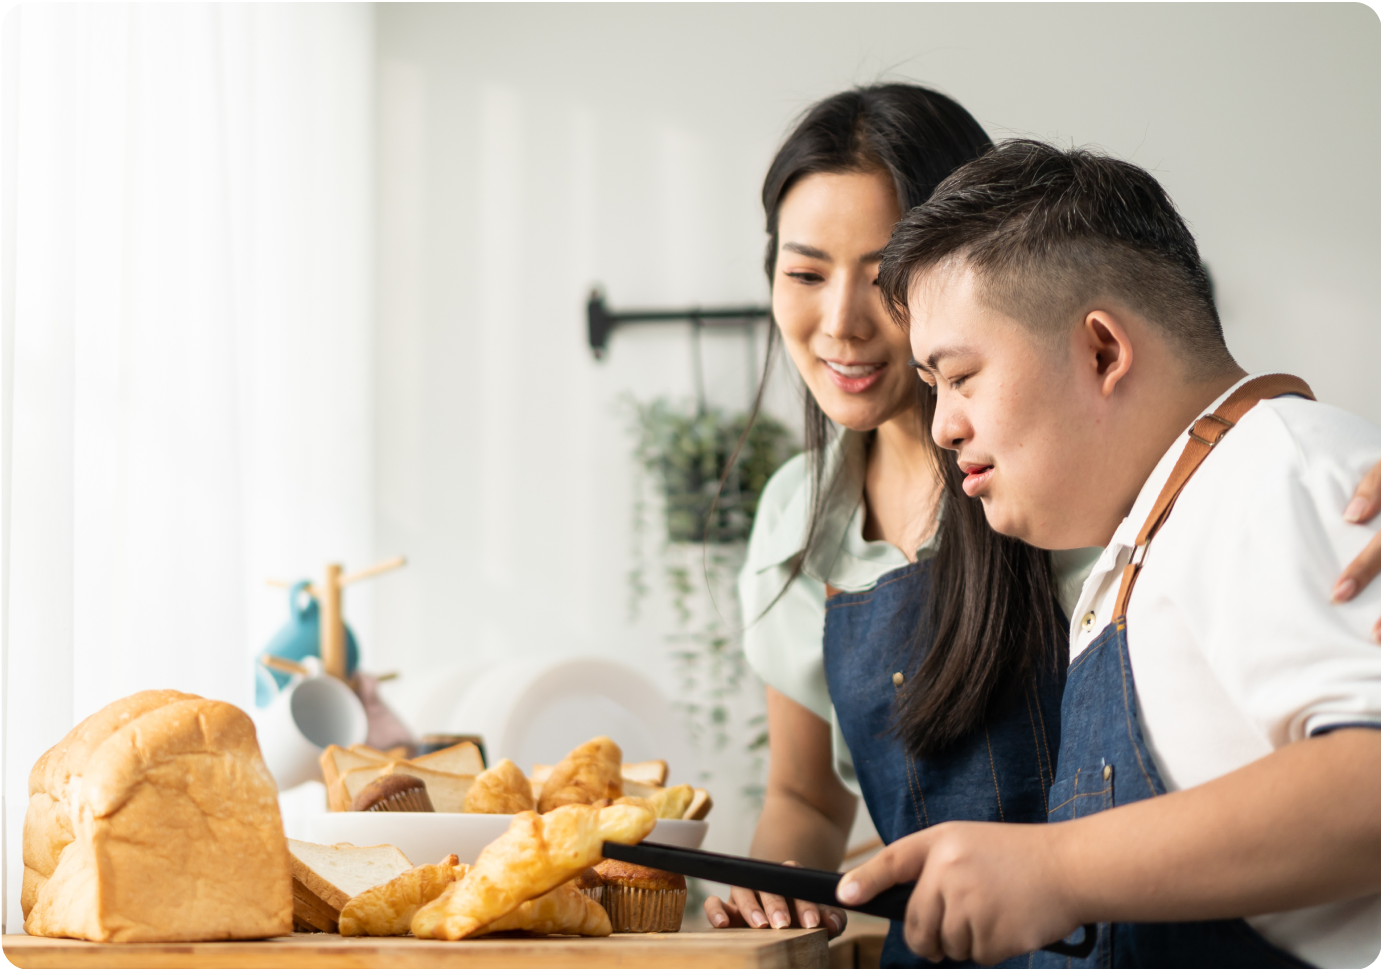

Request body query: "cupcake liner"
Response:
[363, 786, 434, 812]
[601, 885, 687, 933]
[578, 884, 605, 907]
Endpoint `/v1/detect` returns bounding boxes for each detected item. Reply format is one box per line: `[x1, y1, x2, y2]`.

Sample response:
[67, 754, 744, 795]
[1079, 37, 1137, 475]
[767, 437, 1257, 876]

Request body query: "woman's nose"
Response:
[820, 275, 876, 342]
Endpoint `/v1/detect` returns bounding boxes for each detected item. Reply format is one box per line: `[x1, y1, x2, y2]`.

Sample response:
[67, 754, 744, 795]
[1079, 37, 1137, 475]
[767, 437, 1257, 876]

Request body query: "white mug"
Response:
[253, 656, 368, 790]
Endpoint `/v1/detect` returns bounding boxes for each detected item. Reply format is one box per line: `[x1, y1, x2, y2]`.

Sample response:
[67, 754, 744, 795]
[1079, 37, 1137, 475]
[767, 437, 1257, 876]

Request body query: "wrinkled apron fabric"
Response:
[824, 559, 1067, 969]
[1031, 618, 1317, 969]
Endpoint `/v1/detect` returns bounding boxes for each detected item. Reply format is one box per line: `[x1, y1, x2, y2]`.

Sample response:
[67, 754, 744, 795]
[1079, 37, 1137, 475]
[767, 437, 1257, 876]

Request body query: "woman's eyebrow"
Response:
[781, 241, 830, 260]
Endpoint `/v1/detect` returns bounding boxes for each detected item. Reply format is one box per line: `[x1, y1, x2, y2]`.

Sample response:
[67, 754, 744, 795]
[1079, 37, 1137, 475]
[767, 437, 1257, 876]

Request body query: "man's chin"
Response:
[979, 500, 1038, 544]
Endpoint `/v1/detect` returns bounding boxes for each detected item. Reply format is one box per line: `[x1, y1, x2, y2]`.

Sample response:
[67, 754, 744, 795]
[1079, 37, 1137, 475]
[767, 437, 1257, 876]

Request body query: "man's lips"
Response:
[821, 359, 886, 393]
[960, 463, 994, 498]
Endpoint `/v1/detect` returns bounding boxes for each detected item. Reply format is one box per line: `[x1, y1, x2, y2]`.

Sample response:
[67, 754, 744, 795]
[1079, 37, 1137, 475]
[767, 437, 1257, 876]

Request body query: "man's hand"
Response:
[836, 822, 1080, 965]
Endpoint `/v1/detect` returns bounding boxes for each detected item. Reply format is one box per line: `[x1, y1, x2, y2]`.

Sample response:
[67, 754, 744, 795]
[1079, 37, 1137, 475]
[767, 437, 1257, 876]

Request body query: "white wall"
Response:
[370, 2, 1380, 848]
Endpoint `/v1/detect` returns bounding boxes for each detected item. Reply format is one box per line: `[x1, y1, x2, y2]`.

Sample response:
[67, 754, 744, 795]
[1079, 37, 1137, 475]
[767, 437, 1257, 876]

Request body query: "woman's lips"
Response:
[961, 465, 994, 498]
[822, 359, 885, 394]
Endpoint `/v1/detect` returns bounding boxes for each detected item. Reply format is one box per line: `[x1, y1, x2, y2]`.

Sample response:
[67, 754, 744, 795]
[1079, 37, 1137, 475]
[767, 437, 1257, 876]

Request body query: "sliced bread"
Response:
[321, 746, 393, 811]
[339, 762, 475, 813]
[286, 839, 413, 933]
[410, 741, 484, 776]
[621, 760, 669, 786]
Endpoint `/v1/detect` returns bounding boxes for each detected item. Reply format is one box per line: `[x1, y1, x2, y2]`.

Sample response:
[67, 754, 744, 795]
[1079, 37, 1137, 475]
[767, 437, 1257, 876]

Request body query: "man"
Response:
[838, 140, 1381, 968]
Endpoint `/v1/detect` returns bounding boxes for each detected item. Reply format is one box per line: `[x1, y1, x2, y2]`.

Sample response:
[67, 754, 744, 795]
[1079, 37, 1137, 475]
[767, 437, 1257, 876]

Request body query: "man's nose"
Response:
[932, 394, 967, 452]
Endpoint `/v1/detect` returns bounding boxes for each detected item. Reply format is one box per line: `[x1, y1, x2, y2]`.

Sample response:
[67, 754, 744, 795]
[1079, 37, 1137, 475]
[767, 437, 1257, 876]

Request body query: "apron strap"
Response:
[1112, 373, 1315, 618]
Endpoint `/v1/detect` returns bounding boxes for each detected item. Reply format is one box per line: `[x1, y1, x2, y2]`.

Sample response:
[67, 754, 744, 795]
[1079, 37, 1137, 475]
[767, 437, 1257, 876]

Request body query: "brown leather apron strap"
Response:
[1112, 374, 1315, 617]
[825, 584, 843, 599]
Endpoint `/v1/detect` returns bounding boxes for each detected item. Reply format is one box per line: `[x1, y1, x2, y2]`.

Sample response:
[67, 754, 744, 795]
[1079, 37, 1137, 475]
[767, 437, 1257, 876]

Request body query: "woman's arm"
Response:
[704, 686, 857, 935]
[1335, 459, 1381, 642]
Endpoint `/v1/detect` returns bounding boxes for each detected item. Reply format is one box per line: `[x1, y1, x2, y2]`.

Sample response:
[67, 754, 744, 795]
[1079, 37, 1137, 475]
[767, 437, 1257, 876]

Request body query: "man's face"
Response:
[909, 264, 1106, 549]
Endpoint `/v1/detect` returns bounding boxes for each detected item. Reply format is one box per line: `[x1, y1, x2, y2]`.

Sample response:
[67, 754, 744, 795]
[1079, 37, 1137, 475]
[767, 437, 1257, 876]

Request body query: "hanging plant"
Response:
[629, 398, 794, 544]
[625, 395, 796, 809]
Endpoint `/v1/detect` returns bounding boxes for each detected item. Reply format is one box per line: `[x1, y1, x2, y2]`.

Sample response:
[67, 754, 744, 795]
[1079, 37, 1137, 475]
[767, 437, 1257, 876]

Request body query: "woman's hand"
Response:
[1334, 459, 1381, 641]
[703, 861, 848, 937]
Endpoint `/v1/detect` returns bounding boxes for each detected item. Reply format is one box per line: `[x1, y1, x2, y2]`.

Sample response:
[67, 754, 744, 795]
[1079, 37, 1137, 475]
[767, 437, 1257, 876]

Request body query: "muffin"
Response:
[351, 773, 435, 812]
[573, 866, 604, 908]
[592, 859, 686, 933]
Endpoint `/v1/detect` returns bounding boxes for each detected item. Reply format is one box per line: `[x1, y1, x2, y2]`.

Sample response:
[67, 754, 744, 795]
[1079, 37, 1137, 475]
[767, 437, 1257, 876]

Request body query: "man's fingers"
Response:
[903, 875, 945, 961]
[703, 895, 736, 929]
[790, 898, 821, 930]
[1345, 461, 1381, 524]
[838, 834, 931, 906]
[1335, 529, 1381, 616]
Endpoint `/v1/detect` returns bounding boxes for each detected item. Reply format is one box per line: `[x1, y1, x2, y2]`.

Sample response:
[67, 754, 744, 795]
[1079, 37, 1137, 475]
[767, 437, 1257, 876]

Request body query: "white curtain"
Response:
[1, 4, 375, 932]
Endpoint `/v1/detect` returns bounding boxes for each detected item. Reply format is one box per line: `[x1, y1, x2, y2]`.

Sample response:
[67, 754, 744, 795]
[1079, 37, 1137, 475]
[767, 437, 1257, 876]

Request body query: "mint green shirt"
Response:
[739, 430, 1099, 795]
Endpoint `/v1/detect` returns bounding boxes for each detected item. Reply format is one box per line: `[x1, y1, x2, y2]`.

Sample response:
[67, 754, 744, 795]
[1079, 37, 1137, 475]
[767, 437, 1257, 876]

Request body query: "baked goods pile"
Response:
[291, 737, 708, 938]
[322, 734, 713, 821]
[293, 801, 655, 939]
[22, 691, 293, 942]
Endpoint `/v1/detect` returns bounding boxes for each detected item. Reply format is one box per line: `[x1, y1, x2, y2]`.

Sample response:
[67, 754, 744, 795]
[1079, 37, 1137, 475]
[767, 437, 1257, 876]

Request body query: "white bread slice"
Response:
[340, 762, 475, 813]
[622, 760, 668, 786]
[684, 787, 713, 821]
[410, 741, 484, 776]
[622, 779, 661, 800]
[349, 744, 405, 762]
[287, 839, 412, 929]
[386, 763, 475, 813]
[321, 746, 393, 811]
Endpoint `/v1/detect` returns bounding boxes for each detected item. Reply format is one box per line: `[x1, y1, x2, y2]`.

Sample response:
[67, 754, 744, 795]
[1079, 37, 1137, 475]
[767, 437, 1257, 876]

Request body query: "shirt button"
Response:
[1103, 764, 1113, 781]
[892, 672, 904, 687]
[1082, 611, 1097, 633]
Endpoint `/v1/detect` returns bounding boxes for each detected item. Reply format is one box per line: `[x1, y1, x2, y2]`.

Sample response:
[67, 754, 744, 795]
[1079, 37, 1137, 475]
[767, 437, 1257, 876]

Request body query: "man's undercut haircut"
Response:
[878, 139, 1236, 380]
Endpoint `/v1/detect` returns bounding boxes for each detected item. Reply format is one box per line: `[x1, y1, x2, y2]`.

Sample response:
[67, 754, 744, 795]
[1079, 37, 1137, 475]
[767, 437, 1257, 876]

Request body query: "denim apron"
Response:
[1035, 374, 1318, 969]
[824, 558, 1067, 969]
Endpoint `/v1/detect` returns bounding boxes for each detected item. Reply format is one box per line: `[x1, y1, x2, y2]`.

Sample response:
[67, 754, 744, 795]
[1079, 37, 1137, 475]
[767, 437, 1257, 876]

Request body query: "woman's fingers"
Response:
[1345, 460, 1381, 525]
[703, 894, 743, 929]
[758, 890, 793, 928]
[728, 885, 771, 928]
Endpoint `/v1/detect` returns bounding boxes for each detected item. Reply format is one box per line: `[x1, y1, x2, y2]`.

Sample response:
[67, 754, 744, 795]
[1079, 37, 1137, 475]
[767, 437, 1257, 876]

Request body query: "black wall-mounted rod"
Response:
[587, 289, 770, 359]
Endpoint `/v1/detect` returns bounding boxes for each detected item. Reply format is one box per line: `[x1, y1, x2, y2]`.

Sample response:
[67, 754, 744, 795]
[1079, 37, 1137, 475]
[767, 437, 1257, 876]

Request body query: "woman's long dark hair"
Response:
[737, 84, 1061, 758]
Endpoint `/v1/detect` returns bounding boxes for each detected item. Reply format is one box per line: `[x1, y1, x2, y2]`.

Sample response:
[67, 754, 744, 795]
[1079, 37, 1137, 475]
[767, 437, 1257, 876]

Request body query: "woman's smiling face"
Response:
[772, 170, 918, 432]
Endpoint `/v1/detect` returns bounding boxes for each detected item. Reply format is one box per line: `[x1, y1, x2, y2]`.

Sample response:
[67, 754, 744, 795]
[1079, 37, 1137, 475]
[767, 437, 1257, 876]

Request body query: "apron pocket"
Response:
[1047, 762, 1114, 823]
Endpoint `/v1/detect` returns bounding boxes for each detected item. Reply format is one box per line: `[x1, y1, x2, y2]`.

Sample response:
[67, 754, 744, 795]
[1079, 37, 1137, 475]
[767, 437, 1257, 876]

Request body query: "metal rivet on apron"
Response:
[892, 671, 904, 687]
[1082, 610, 1097, 632]
[1103, 764, 1113, 781]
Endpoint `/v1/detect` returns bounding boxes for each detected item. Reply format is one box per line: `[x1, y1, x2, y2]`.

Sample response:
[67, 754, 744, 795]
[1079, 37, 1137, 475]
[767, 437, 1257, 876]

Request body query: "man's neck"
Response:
[1093, 365, 1247, 547]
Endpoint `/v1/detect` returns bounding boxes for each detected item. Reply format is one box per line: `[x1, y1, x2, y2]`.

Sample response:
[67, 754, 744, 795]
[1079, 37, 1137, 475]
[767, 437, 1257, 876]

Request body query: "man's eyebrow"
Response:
[782, 242, 830, 260]
[862, 249, 887, 262]
[909, 346, 973, 374]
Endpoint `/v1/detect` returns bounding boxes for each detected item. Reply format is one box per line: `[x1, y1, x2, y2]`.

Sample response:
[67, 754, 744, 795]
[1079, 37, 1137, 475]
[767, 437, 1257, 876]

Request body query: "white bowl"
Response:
[301, 812, 708, 867]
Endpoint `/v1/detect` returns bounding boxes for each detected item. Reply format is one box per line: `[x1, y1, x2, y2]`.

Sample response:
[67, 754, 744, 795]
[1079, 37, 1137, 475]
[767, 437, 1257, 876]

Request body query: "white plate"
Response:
[302, 812, 708, 867]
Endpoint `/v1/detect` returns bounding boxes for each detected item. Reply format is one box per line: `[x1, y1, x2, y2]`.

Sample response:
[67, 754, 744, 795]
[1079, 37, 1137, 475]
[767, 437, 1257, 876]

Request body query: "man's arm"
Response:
[839, 728, 1381, 965]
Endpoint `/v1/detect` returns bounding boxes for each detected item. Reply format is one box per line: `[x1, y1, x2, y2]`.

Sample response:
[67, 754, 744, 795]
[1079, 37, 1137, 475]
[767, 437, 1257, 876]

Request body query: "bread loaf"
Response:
[22, 690, 293, 942]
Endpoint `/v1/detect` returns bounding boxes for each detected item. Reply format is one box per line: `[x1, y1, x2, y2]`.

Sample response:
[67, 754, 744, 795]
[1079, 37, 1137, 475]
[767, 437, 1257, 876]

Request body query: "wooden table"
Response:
[3, 930, 830, 969]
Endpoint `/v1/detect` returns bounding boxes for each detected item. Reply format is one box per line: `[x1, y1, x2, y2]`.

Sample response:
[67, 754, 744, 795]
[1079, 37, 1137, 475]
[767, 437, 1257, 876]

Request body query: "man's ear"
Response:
[1080, 310, 1133, 399]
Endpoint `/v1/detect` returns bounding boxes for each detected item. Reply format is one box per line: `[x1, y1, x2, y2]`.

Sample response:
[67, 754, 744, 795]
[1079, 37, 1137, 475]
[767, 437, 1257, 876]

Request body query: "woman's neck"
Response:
[861, 409, 943, 561]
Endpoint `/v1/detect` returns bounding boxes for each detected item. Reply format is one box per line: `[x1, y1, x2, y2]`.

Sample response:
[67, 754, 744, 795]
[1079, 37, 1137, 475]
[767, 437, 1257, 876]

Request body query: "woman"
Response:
[703, 84, 1381, 967]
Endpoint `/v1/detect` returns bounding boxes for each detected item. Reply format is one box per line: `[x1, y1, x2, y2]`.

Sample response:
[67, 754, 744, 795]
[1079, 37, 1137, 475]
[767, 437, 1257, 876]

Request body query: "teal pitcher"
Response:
[255, 581, 360, 707]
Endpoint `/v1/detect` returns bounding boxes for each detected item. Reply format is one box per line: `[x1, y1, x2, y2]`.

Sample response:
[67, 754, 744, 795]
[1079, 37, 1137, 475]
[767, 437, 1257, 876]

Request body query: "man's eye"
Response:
[947, 374, 969, 390]
[784, 270, 823, 284]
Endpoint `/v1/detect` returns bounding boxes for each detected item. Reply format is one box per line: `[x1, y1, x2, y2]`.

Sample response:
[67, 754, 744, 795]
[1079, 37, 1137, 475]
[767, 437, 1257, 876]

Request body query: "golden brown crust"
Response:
[338, 856, 462, 936]
[23, 694, 292, 942]
[463, 758, 535, 814]
[537, 737, 623, 813]
[410, 802, 655, 940]
[593, 859, 686, 891]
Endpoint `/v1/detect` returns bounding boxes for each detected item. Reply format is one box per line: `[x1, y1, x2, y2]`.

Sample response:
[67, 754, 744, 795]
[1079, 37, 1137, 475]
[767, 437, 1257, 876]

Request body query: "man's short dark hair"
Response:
[878, 139, 1235, 379]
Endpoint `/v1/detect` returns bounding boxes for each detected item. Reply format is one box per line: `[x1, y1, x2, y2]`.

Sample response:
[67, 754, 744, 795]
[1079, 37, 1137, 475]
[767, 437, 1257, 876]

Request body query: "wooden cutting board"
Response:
[3, 929, 828, 969]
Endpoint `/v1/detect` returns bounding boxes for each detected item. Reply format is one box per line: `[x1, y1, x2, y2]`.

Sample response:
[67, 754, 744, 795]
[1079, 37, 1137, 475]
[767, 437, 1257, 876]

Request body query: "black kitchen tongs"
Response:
[602, 840, 1096, 958]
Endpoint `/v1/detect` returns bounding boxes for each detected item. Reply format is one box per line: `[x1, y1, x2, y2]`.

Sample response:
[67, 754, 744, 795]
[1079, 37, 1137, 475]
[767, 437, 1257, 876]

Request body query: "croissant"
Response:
[338, 855, 460, 937]
[411, 802, 655, 940]
[475, 880, 610, 937]
[463, 759, 535, 815]
[537, 736, 622, 813]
